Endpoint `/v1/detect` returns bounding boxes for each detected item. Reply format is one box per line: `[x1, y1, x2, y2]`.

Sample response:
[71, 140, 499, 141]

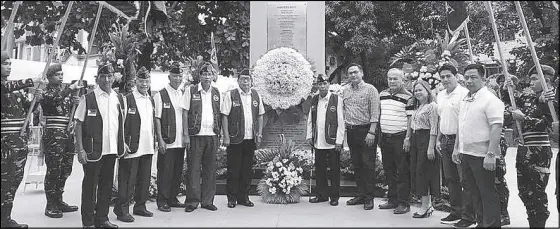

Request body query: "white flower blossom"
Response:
[275, 162, 282, 167]
[253, 47, 314, 109]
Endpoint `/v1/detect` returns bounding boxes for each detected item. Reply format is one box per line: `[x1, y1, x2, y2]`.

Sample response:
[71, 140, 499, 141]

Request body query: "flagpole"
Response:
[513, 1, 559, 123]
[464, 23, 474, 62]
[2, 1, 22, 51]
[20, 1, 75, 135]
[67, 3, 104, 131]
[484, 1, 525, 144]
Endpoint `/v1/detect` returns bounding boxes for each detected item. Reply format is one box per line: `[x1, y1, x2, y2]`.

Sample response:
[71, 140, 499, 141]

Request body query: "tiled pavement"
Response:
[10, 147, 559, 228]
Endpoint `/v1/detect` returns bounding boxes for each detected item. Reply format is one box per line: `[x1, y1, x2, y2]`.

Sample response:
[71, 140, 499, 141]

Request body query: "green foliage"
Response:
[153, 1, 249, 72]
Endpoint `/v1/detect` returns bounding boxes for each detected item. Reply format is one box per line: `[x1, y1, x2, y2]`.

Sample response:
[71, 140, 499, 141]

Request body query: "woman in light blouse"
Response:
[405, 80, 440, 219]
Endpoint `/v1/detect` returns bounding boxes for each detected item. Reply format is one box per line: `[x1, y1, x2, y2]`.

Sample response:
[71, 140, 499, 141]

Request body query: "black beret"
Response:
[239, 69, 250, 77]
[199, 62, 214, 74]
[137, 66, 150, 79]
[527, 64, 555, 77]
[97, 62, 114, 75]
[169, 62, 183, 74]
[46, 63, 62, 78]
[316, 73, 328, 83]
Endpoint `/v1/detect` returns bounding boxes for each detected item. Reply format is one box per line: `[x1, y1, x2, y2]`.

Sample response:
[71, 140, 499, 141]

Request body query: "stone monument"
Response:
[250, 1, 325, 148]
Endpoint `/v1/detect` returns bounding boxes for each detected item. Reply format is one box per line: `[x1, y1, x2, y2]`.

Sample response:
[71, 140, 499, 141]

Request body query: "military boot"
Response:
[45, 202, 63, 218]
[4, 217, 28, 228]
[56, 194, 78, 212]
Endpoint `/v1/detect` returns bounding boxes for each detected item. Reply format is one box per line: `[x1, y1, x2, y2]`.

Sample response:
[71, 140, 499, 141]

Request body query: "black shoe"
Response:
[378, 202, 398, 209]
[5, 219, 28, 228]
[45, 205, 63, 218]
[363, 199, 374, 210]
[453, 219, 476, 228]
[158, 204, 171, 212]
[239, 200, 254, 207]
[57, 201, 79, 213]
[346, 197, 365, 205]
[329, 200, 339, 206]
[94, 221, 118, 228]
[201, 204, 218, 211]
[500, 216, 510, 226]
[227, 201, 237, 208]
[412, 206, 434, 218]
[184, 205, 197, 212]
[393, 204, 410, 214]
[169, 199, 186, 208]
[116, 213, 135, 223]
[441, 213, 462, 224]
[309, 197, 329, 203]
[133, 209, 153, 217]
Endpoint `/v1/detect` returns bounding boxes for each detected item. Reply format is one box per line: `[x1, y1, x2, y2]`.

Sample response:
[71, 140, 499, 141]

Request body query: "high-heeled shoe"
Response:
[412, 206, 434, 218]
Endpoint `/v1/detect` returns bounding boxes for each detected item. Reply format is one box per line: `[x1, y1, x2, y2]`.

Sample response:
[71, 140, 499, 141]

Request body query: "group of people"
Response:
[0, 47, 558, 229]
[304, 61, 558, 229]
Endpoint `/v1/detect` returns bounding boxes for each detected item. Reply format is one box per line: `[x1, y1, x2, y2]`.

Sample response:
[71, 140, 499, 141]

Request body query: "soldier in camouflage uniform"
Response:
[37, 63, 83, 218]
[1, 51, 44, 228]
[507, 65, 558, 228]
[490, 73, 517, 226]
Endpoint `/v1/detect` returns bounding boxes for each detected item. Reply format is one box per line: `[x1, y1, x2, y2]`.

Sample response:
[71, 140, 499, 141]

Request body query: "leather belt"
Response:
[382, 131, 406, 138]
[345, 124, 370, 130]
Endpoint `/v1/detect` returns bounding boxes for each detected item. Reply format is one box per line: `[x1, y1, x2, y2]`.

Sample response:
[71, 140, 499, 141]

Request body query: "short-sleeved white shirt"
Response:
[123, 90, 155, 159]
[458, 87, 504, 157]
[74, 87, 121, 156]
[179, 84, 221, 136]
[220, 88, 265, 139]
[153, 84, 184, 148]
[437, 85, 468, 135]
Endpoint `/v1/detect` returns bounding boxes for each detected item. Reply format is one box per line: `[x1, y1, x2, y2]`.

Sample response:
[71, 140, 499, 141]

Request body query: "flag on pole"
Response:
[446, 1, 469, 43]
[210, 32, 220, 75]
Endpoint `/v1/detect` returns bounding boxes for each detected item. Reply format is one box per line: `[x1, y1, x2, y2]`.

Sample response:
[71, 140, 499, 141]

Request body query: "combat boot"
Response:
[4, 217, 28, 228]
[56, 194, 78, 212]
[45, 202, 63, 218]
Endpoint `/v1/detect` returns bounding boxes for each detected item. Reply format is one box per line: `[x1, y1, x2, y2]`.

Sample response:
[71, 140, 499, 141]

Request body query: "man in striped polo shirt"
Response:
[378, 68, 412, 214]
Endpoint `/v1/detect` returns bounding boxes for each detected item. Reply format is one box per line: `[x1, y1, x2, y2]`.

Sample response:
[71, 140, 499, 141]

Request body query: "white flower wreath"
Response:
[252, 47, 314, 109]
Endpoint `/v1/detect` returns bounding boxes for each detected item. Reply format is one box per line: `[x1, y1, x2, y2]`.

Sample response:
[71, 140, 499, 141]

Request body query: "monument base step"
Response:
[215, 179, 386, 197]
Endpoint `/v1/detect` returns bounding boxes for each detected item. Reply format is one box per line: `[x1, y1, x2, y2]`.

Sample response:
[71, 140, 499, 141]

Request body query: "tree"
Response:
[152, 1, 249, 73]
[325, 1, 558, 90]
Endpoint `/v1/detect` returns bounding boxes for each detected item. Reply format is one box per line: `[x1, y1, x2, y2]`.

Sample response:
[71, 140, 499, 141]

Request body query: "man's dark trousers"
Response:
[314, 148, 341, 200]
[461, 154, 500, 228]
[185, 136, 218, 207]
[346, 124, 377, 201]
[379, 131, 409, 206]
[226, 139, 256, 203]
[157, 147, 185, 207]
[441, 134, 475, 221]
[81, 154, 116, 226]
[114, 154, 153, 215]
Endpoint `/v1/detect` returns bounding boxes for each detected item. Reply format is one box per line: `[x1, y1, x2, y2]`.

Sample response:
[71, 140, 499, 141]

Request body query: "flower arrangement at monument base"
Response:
[256, 135, 310, 204]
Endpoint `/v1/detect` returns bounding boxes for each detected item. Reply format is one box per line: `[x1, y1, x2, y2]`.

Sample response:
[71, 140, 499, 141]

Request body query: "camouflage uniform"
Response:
[505, 88, 557, 228]
[39, 83, 79, 215]
[1, 78, 34, 228]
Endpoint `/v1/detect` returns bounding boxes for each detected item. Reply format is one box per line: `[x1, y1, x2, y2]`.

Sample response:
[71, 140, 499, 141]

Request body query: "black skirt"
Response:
[410, 129, 441, 196]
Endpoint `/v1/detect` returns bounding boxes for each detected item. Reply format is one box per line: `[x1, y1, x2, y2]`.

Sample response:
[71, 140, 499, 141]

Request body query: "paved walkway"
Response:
[11, 148, 559, 228]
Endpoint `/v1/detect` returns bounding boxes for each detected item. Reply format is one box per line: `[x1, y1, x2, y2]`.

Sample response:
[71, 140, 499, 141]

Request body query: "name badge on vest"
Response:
[311, 105, 316, 111]
[253, 100, 258, 107]
[128, 107, 137, 114]
[213, 95, 219, 102]
[163, 102, 171, 108]
[193, 94, 201, 100]
[233, 101, 241, 107]
[330, 106, 337, 112]
[87, 109, 97, 116]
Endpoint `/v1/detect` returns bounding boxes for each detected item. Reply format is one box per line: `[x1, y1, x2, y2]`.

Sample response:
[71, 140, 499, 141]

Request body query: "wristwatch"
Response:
[487, 151, 496, 157]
